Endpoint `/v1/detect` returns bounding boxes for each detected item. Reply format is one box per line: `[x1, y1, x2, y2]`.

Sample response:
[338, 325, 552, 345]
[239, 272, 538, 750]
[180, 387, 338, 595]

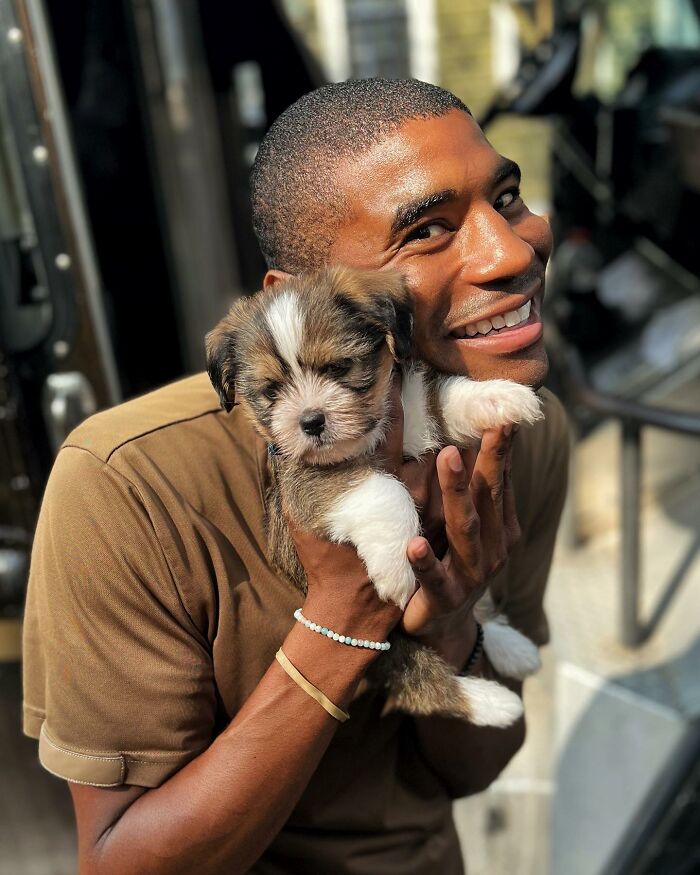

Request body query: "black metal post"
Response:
[621, 419, 642, 646]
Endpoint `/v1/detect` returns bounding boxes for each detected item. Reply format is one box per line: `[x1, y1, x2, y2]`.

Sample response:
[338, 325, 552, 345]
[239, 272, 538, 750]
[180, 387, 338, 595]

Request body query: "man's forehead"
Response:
[332, 110, 506, 227]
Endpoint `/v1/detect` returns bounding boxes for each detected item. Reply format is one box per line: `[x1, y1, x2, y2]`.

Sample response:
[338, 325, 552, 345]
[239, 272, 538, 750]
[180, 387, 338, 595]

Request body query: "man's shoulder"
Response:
[511, 386, 569, 494]
[63, 373, 223, 463]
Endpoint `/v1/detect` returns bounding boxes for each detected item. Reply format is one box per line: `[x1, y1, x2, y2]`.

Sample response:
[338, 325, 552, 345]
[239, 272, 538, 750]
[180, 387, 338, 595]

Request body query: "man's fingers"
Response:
[503, 441, 521, 548]
[469, 427, 511, 574]
[403, 537, 457, 628]
[471, 428, 509, 511]
[460, 445, 478, 483]
[435, 446, 482, 572]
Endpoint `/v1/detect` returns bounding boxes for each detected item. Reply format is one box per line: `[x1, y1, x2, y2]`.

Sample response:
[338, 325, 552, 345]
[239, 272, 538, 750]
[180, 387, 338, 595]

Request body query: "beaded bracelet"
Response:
[458, 622, 484, 676]
[294, 608, 391, 651]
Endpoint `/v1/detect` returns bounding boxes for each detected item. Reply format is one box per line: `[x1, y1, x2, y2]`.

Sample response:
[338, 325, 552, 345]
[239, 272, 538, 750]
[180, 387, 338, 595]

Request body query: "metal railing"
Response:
[548, 325, 700, 647]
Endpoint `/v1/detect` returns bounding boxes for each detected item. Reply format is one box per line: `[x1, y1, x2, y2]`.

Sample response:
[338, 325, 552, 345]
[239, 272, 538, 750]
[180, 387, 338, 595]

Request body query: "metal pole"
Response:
[620, 419, 642, 646]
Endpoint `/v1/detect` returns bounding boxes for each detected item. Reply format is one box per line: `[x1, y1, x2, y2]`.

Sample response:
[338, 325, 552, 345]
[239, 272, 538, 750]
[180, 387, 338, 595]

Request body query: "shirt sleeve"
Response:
[22, 446, 217, 788]
[494, 388, 570, 647]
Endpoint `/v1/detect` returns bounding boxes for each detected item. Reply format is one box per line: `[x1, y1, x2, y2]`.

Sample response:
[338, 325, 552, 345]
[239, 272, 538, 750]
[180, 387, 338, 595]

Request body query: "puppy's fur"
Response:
[207, 266, 542, 727]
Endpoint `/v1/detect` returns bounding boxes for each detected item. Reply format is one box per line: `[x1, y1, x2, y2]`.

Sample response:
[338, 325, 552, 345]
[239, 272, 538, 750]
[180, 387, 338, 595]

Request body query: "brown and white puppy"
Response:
[207, 266, 542, 726]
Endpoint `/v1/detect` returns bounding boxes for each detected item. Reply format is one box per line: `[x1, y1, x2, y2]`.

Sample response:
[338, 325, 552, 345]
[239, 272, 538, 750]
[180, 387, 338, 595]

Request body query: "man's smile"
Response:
[445, 293, 543, 355]
[449, 298, 532, 337]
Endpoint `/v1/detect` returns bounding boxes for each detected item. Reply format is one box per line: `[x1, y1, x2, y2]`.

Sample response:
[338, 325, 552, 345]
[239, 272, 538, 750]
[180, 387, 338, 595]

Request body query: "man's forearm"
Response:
[81, 612, 388, 875]
[412, 647, 526, 799]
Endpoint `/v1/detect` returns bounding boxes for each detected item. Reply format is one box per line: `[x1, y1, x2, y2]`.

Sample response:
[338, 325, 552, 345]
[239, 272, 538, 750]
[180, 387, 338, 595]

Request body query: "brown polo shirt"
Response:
[22, 372, 568, 874]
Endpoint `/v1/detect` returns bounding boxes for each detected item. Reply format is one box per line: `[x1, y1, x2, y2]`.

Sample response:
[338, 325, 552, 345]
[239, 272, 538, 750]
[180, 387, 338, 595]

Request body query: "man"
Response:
[23, 79, 568, 874]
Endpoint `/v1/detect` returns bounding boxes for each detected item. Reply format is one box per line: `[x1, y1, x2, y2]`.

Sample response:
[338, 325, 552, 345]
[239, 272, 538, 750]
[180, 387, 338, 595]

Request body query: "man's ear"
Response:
[205, 318, 239, 411]
[263, 269, 294, 289]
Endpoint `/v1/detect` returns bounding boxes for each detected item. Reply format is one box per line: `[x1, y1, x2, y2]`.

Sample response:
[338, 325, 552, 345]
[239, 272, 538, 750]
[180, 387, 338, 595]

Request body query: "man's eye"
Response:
[404, 222, 448, 243]
[495, 187, 522, 211]
[320, 360, 352, 379]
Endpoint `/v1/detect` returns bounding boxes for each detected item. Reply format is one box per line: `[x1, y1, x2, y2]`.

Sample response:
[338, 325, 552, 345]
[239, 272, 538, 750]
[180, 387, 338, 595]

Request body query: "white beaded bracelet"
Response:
[294, 608, 391, 651]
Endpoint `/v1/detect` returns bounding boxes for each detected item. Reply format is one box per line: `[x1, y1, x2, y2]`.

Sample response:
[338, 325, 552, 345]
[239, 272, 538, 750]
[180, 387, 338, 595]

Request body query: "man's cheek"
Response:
[522, 213, 552, 264]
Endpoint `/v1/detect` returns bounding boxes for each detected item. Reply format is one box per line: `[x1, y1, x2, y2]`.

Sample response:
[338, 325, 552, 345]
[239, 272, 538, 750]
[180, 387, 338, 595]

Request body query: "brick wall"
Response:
[436, 0, 552, 211]
[279, 0, 553, 209]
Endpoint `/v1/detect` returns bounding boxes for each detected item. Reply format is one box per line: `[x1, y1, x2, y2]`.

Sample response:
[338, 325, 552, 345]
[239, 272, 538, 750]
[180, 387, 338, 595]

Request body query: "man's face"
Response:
[323, 109, 553, 387]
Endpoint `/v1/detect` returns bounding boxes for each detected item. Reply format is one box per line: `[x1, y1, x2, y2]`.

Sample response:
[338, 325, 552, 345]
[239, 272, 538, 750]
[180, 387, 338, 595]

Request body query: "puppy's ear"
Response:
[206, 320, 237, 411]
[327, 267, 414, 361]
[379, 276, 414, 362]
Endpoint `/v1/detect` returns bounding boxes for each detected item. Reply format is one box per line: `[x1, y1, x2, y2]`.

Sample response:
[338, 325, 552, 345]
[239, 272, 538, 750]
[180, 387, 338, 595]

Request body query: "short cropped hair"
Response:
[250, 78, 470, 274]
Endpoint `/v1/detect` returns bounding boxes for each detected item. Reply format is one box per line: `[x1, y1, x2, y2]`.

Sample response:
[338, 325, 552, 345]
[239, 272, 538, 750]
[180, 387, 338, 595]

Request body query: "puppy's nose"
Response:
[300, 410, 326, 436]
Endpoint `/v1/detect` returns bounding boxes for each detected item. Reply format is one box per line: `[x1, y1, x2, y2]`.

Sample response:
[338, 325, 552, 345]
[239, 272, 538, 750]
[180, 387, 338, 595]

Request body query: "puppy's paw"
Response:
[324, 471, 420, 610]
[371, 562, 417, 610]
[466, 381, 543, 433]
[482, 620, 541, 680]
[455, 675, 524, 727]
[439, 377, 543, 442]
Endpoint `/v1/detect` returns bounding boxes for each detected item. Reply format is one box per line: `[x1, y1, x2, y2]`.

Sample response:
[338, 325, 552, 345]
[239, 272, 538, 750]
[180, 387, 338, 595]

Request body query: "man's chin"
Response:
[486, 351, 549, 391]
[421, 341, 549, 388]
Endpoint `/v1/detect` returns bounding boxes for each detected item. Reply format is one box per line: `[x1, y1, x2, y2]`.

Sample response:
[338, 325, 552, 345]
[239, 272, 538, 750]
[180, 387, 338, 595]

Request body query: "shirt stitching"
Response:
[125, 752, 203, 765]
[23, 703, 46, 716]
[42, 727, 123, 763]
[104, 407, 222, 463]
[42, 726, 192, 766]
[39, 761, 123, 788]
[62, 404, 221, 465]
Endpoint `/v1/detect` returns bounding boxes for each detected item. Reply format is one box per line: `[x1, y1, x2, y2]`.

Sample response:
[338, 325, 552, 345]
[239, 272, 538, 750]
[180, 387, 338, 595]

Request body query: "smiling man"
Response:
[23, 79, 568, 875]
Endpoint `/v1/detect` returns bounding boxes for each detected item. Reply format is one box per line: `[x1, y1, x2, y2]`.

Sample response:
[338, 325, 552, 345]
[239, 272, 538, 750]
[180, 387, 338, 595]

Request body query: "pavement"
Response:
[454, 400, 700, 875]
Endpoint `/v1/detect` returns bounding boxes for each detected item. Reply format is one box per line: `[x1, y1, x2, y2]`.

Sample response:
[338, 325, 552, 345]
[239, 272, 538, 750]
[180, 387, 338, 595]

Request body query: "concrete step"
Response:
[454, 464, 700, 875]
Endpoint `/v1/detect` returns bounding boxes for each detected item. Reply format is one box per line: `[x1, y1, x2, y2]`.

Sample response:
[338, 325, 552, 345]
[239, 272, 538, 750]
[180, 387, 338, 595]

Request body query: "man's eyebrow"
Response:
[492, 157, 522, 188]
[389, 160, 521, 240]
[390, 189, 457, 238]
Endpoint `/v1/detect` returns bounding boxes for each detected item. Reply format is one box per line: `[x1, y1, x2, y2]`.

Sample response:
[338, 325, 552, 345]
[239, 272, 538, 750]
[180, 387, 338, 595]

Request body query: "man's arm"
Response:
[70, 546, 400, 875]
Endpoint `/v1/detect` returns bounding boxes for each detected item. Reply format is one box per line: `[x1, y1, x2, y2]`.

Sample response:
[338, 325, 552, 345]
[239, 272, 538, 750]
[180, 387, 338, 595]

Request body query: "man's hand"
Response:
[381, 377, 521, 669]
[287, 524, 402, 642]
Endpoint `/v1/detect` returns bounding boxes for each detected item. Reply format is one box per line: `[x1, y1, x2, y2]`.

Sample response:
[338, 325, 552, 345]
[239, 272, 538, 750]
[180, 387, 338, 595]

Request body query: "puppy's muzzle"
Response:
[300, 410, 326, 437]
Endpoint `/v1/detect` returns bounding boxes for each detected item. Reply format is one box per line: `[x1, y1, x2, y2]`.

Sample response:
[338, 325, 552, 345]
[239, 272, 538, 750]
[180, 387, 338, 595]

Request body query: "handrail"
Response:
[547, 324, 700, 646]
[554, 333, 700, 436]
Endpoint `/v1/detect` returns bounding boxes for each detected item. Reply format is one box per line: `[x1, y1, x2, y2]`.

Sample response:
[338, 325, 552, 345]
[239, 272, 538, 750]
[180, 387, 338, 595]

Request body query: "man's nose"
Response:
[461, 207, 536, 285]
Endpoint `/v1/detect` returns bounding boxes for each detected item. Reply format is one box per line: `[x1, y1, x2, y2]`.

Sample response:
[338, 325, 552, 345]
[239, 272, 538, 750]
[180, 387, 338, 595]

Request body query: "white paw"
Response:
[455, 675, 524, 727]
[440, 377, 543, 442]
[324, 471, 420, 610]
[474, 380, 543, 431]
[482, 620, 541, 680]
[371, 561, 417, 610]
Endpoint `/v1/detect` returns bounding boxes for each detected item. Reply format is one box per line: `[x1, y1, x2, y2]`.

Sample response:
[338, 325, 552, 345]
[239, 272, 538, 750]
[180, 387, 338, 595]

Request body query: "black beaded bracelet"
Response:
[458, 622, 484, 676]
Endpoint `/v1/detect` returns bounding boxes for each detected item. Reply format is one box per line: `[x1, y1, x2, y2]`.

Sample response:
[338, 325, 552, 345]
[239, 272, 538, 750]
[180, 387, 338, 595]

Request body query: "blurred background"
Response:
[1, 0, 699, 872]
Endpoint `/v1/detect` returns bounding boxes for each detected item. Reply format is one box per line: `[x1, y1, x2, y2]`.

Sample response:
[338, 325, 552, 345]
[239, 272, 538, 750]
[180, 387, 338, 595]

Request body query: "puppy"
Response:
[206, 266, 542, 727]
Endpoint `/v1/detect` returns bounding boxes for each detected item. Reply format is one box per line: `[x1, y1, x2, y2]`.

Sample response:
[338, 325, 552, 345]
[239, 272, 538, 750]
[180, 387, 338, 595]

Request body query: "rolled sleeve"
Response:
[22, 446, 217, 787]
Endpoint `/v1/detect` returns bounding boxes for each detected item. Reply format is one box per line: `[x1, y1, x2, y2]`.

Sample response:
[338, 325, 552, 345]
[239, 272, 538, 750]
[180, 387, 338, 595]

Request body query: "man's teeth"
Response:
[453, 299, 531, 338]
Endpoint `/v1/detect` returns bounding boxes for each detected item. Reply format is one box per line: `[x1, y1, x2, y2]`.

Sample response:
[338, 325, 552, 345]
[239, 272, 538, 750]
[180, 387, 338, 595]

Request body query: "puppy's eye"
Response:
[262, 382, 280, 401]
[320, 360, 352, 379]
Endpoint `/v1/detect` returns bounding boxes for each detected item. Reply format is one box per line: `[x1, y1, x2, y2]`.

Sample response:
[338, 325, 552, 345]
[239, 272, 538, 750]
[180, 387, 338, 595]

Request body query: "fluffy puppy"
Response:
[207, 266, 542, 727]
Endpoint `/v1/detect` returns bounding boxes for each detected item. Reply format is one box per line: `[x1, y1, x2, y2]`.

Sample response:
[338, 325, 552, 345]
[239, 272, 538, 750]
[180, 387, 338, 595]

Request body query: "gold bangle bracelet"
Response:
[275, 648, 350, 723]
